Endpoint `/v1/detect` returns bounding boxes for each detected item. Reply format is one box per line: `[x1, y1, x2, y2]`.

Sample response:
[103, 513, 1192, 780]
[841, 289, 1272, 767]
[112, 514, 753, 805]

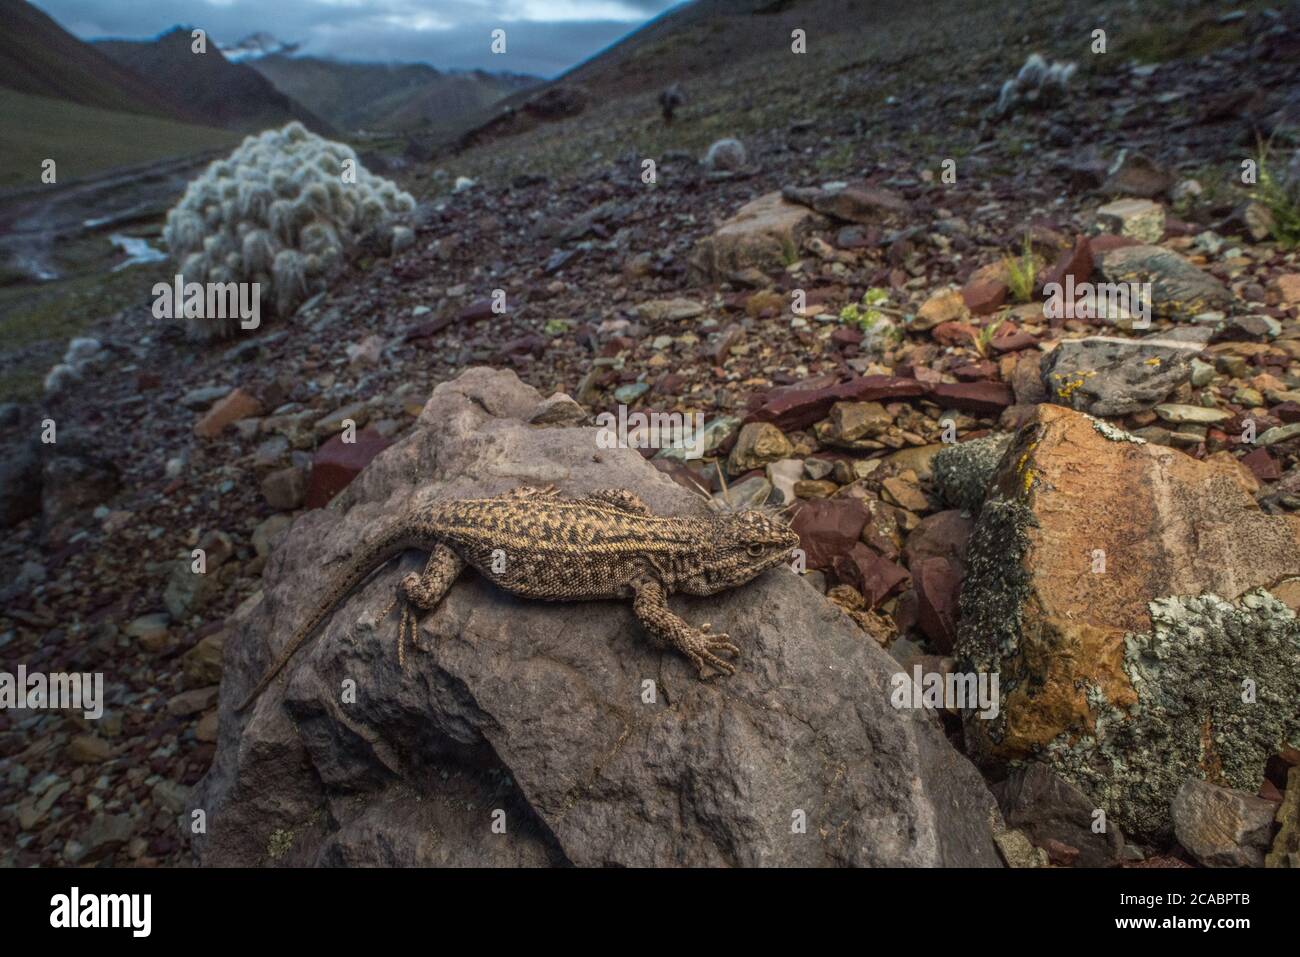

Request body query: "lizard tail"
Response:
[235, 521, 433, 713]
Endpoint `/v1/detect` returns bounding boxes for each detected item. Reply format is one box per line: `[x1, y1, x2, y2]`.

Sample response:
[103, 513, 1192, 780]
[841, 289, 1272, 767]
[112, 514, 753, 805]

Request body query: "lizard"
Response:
[236, 484, 801, 711]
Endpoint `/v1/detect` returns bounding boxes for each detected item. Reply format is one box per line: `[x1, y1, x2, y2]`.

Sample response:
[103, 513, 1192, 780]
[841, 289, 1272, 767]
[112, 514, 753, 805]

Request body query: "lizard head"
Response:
[676, 508, 801, 595]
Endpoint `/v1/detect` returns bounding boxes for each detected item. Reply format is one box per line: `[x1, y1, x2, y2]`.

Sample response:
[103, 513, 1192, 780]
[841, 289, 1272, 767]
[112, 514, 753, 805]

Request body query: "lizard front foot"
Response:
[675, 622, 741, 678]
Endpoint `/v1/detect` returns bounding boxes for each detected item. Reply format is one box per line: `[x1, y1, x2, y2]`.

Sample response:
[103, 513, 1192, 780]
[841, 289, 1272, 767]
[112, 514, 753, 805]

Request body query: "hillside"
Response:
[248, 54, 537, 133]
[0, 0, 198, 121]
[0, 87, 235, 189]
[95, 28, 335, 135]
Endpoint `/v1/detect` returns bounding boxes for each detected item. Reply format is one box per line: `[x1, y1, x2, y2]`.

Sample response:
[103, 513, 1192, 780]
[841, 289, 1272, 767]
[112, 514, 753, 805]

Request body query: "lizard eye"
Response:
[746, 544, 765, 557]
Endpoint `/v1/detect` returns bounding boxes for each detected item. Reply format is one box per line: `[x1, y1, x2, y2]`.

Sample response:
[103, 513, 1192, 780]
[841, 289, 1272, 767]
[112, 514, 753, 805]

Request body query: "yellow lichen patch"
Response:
[1014, 439, 1041, 498]
[1144, 357, 1162, 367]
[1050, 370, 1096, 401]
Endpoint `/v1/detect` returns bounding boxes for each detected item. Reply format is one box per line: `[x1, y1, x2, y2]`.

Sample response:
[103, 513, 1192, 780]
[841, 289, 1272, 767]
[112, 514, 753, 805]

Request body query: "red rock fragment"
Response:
[305, 429, 393, 509]
[962, 279, 1008, 316]
[831, 543, 910, 607]
[746, 375, 928, 431]
[913, 557, 962, 653]
[1240, 448, 1282, 483]
[790, 498, 870, 570]
[931, 382, 1014, 415]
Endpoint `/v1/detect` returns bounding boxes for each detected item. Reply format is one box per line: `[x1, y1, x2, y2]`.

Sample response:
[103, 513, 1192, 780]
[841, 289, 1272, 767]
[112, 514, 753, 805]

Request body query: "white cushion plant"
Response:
[162, 121, 416, 340]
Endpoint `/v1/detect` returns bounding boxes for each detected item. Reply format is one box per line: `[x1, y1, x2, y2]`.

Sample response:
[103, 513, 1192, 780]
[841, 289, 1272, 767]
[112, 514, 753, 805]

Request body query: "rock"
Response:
[315, 401, 370, 437]
[528, 393, 588, 426]
[884, 444, 943, 482]
[956, 405, 1300, 836]
[831, 544, 909, 607]
[766, 458, 804, 505]
[195, 388, 262, 438]
[994, 829, 1049, 867]
[903, 510, 974, 571]
[66, 734, 114, 764]
[790, 497, 870, 570]
[914, 288, 969, 331]
[1172, 780, 1276, 868]
[168, 686, 219, 718]
[635, 299, 705, 323]
[1097, 245, 1231, 321]
[261, 465, 307, 511]
[68, 813, 134, 864]
[181, 385, 230, 410]
[182, 633, 226, 688]
[781, 184, 910, 225]
[962, 278, 1008, 316]
[164, 559, 218, 621]
[1103, 151, 1173, 199]
[305, 429, 393, 509]
[912, 557, 961, 652]
[721, 475, 772, 509]
[880, 476, 929, 513]
[727, 423, 794, 475]
[125, 613, 172, 653]
[1271, 273, 1300, 305]
[793, 479, 837, 499]
[1259, 422, 1300, 447]
[1153, 403, 1232, 425]
[992, 764, 1125, 868]
[931, 435, 1012, 513]
[41, 451, 120, 524]
[930, 382, 1013, 415]
[1041, 328, 1211, 415]
[0, 439, 42, 529]
[746, 375, 927, 432]
[1266, 765, 1299, 868]
[1040, 235, 1093, 293]
[252, 514, 293, 557]
[655, 415, 741, 464]
[1095, 199, 1166, 245]
[1010, 352, 1048, 405]
[193, 367, 1003, 867]
[815, 401, 892, 448]
[688, 192, 824, 282]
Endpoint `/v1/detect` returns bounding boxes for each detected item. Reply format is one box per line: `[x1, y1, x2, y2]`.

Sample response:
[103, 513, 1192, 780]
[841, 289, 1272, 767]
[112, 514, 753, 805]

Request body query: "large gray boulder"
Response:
[190, 367, 1003, 867]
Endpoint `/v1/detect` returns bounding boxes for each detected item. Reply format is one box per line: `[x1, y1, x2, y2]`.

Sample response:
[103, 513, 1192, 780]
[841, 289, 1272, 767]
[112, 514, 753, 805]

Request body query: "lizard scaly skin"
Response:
[236, 485, 800, 711]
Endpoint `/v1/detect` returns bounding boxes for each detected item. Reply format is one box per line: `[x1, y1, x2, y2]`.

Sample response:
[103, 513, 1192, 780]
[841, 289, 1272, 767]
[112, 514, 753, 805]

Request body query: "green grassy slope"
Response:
[0, 88, 237, 189]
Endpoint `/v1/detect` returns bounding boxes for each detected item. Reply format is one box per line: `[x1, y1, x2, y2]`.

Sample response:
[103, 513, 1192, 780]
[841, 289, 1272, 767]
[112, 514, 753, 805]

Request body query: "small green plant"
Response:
[544, 318, 573, 337]
[839, 287, 890, 330]
[1003, 233, 1037, 304]
[969, 315, 1006, 358]
[1255, 144, 1300, 249]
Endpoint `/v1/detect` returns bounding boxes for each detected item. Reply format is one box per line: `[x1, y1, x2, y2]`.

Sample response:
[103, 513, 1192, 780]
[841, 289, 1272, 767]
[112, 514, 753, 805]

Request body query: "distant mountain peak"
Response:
[219, 32, 299, 62]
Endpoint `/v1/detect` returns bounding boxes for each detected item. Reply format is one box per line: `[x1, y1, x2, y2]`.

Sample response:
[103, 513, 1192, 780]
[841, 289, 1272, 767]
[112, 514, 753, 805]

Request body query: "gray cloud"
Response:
[29, 0, 683, 77]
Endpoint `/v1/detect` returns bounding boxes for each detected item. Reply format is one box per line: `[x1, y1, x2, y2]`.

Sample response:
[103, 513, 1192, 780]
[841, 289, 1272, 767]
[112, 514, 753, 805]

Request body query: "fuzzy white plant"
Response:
[704, 138, 747, 172]
[994, 53, 1077, 118]
[163, 122, 416, 341]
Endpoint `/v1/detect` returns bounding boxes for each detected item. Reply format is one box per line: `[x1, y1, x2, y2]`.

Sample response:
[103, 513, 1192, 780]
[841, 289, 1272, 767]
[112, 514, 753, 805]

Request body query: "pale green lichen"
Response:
[267, 827, 295, 860]
[1090, 417, 1147, 444]
[1044, 589, 1300, 839]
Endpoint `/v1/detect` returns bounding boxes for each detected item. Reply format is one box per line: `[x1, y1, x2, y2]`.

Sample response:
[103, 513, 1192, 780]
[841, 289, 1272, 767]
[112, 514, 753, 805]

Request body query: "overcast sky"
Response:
[31, 0, 683, 77]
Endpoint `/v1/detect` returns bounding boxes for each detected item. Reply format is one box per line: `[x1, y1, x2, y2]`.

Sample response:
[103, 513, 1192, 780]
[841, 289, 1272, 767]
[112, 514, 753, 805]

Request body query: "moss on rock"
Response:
[931, 434, 1013, 513]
